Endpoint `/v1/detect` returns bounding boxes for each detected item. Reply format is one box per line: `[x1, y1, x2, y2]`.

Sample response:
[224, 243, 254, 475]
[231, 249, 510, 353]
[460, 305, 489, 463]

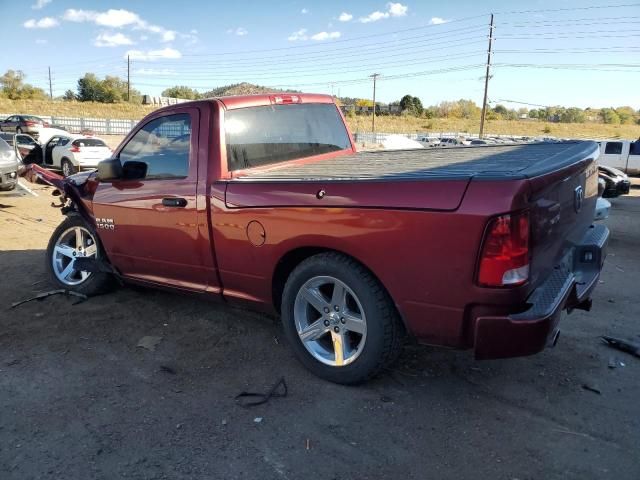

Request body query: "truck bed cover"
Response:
[234, 141, 598, 182]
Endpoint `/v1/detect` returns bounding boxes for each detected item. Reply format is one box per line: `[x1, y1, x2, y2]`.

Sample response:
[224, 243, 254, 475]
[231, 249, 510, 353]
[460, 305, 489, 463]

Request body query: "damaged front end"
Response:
[22, 164, 98, 221]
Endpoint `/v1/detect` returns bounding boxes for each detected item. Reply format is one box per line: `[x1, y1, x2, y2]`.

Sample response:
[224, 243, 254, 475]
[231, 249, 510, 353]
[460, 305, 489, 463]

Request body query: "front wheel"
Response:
[281, 252, 404, 384]
[46, 215, 113, 296]
[61, 159, 76, 177]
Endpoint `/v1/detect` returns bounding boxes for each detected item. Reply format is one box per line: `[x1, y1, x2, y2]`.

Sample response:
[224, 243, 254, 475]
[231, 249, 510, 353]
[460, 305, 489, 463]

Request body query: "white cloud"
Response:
[62, 8, 177, 43]
[387, 2, 408, 17]
[301, 8, 308, 14]
[23, 17, 58, 29]
[140, 35, 148, 41]
[95, 9, 140, 27]
[227, 27, 247, 36]
[94, 32, 134, 47]
[126, 47, 182, 61]
[429, 17, 448, 25]
[35, 38, 48, 44]
[310, 31, 341, 41]
[287, 28, 308, 41]
[31, 0, 52, 10]
[359, 2, 408, 23]
[190, 29, 198, 35]
[338, 12, 353, 22]
[360, 11, 388, 23]
[135, 68, 178, 76]
[62, 8, 96, 22]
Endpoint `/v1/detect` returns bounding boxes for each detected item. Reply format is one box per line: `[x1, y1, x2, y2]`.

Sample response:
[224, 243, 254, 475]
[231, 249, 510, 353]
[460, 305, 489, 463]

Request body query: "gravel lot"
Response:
[1, 179, 639, 480]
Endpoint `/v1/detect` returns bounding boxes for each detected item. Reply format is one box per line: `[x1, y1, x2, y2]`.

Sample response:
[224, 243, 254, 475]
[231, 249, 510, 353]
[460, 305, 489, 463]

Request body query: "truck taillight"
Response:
[477, 211, 530, 287]
[270, 94, 301, 105]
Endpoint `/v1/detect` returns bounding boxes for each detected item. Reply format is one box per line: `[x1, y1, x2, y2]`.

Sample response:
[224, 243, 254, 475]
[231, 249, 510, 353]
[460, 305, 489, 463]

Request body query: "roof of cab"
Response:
[149, 93, 335, 115]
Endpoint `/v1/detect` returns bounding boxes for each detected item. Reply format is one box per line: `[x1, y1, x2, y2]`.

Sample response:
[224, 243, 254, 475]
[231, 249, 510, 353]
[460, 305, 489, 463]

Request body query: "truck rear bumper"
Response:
[473, 223, 609, 360]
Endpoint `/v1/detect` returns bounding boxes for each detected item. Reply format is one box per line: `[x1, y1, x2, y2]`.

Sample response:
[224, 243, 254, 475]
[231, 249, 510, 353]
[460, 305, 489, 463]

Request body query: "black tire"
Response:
[61, 158, 76, 177]
[281, 252, 404, 384]
[46, 215, 114, 296]
[0, 183, 17, 191]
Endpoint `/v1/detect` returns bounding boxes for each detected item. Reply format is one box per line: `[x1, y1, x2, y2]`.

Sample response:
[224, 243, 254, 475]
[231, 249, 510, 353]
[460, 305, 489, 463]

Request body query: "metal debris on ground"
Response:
[11, 289, 88, 308]
[582, 384, 601, 395]
[601, 335, 640, 358]
[137, 336, 163, 351]
[235, 377, 288, 408]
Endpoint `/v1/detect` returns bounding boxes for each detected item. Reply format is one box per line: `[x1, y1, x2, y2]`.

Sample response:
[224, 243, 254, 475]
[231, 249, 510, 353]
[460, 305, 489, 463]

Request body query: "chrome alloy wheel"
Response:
[52, 226, 98, 286]
[293, 276, 367, 367]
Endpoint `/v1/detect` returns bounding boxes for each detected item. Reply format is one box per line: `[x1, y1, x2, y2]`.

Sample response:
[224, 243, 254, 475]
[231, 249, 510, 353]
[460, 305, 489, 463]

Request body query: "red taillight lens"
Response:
[478, 211, 530, 287]
[70, 145, 80, 153]
[25, 121, 36, 126]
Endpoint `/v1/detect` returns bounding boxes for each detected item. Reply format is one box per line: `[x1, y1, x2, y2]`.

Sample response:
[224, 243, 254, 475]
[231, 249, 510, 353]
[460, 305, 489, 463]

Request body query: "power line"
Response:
[494, 2, 640, 15]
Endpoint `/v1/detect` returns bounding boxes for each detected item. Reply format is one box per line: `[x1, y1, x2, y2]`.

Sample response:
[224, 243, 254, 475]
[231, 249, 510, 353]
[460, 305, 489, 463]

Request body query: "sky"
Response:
[0, 0, 639, 109]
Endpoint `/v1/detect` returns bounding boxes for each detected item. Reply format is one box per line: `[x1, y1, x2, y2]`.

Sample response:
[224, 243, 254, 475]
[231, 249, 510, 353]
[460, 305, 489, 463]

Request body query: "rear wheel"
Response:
[0, 184, 17, 191]
[46, 215, 113, 296]
[61, 159, 76, 177]
[281, 252, 404, 384]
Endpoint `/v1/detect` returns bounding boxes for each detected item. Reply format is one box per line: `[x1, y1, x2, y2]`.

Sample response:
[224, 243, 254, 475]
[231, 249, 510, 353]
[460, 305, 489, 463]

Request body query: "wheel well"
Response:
[271, 247, 396, 317]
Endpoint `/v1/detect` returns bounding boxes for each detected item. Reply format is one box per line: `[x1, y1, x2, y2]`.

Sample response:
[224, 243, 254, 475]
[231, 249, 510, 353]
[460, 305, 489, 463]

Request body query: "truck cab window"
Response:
[119, 113, 191, 179]
[604, 142, 622, 155]
[225, 103, 351, 171]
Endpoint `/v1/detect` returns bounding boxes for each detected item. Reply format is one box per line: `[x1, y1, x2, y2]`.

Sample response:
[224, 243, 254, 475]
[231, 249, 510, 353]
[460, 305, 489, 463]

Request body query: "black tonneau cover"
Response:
[234, 141, 599, 182]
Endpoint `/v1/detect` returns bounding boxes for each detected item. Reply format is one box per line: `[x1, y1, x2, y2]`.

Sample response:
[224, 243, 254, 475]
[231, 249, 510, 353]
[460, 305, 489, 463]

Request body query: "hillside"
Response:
[201, 82, 299, 97]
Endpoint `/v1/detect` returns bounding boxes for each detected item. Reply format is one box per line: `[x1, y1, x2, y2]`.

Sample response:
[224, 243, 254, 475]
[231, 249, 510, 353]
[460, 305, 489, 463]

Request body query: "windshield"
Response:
[225, 103, 351, 171]
[73, 138, 107, 147]
[0, 133, 14, 146]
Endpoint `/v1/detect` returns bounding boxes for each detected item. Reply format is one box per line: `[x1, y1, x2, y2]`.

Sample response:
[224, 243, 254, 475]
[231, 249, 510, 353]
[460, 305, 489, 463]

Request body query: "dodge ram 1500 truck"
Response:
[28, 93, 609, 384]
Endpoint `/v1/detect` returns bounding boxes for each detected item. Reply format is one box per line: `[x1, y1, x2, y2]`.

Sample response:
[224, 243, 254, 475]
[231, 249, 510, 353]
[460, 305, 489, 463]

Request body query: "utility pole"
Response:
[479, 13, 494, 138]
[48, 66, 53, 99]
[370, 73, 380, 132]
[127, 55, 130, 102]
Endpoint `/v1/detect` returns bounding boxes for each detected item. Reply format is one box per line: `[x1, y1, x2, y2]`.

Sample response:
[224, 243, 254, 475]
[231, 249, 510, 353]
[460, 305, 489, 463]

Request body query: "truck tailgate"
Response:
[528, 154, 600, 289]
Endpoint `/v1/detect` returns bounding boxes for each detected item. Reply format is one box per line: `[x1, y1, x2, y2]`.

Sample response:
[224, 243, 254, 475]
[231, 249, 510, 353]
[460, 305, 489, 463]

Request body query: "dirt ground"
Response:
[1, 179, 639, 480]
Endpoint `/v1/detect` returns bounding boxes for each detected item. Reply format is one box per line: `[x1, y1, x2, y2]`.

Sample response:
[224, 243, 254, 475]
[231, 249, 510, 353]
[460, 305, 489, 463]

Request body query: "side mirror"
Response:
[122, 161, 148, 180]
[97, 158, 123, 182]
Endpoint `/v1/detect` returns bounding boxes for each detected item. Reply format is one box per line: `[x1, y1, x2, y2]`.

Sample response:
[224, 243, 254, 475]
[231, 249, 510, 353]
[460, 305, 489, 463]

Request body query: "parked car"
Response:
[42, 134, 112, 177]
[0, 137, 20, 191]
[26, 94, 609, 384]
[438, 137, 465, 147]
[418, 136, 440, 147]
[598, 165, 631, 198]
[598, 140, 640, 175]
[0, 132, 43, 165]
[0, 114, 49, 137]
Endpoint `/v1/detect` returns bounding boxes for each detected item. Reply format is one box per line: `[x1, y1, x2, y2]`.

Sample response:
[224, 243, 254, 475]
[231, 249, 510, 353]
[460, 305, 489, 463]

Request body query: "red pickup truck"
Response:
[32, 93, 609, 384]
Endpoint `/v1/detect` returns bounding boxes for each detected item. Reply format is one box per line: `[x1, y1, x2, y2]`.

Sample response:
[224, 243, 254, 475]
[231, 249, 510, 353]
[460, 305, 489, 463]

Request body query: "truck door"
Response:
[627, 141, 640, 175]
[600, 141, 624, 170]
[91, 108, 218, 293]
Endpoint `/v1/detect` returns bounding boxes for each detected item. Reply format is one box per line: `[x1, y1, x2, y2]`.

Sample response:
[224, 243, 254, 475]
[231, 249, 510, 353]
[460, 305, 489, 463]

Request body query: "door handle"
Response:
[162, 197, 188, 208]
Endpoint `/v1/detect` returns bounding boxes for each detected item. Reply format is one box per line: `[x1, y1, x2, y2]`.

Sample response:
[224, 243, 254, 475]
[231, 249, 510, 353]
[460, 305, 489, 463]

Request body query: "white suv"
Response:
[43, 134, 112, 176]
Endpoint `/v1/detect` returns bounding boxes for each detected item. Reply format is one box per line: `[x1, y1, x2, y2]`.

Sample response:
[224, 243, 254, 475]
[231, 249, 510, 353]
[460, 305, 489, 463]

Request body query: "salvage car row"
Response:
[0, 128, 113, 188]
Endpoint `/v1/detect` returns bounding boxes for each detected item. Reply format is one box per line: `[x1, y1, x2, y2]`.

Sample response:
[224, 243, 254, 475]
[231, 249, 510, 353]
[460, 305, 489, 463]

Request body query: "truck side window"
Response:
[630, 142, 640, 155]
[119, 113, 191, 179]
[604, 142, 622, 155]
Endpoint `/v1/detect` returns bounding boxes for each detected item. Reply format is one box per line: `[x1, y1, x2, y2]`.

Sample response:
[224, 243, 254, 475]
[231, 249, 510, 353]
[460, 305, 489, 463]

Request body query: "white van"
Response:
[598, 140, 640, 175]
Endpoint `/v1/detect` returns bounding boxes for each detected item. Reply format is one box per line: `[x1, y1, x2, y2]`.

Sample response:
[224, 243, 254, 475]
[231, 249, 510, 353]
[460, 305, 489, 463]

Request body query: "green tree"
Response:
[161, 85, 202, 100]
[600, 108, 621, 124]
[0, 70, 47, 100]
[560, 107, 586, 123]
[615, 106, 636, 124]
[63, 89, 76, 101]
[76, 73, 139, 103]
[492, 104, 508, 116]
